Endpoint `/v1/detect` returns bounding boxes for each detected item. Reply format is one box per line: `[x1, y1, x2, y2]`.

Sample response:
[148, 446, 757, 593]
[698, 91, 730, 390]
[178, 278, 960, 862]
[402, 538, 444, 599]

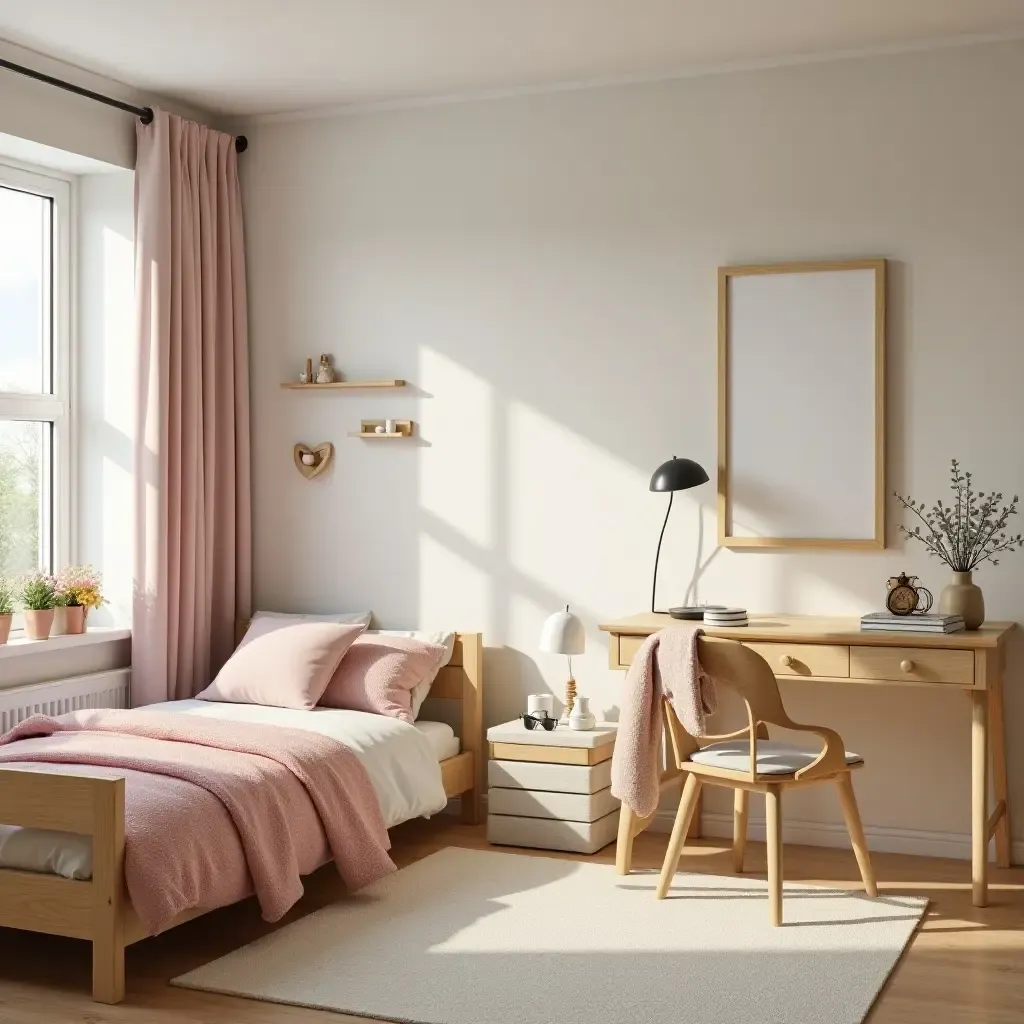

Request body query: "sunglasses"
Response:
[521, 712, 558, 731]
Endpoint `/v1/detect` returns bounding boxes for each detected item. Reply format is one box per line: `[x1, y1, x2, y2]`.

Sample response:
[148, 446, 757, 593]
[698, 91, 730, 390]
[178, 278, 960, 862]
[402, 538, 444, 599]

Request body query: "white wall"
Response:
[77, 170, 136, 625]
[242, 39, 1024, 856]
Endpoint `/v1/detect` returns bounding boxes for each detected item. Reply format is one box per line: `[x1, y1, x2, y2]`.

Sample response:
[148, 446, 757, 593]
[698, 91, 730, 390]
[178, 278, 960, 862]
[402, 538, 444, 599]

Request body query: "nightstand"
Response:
[486, 720, 619, 854]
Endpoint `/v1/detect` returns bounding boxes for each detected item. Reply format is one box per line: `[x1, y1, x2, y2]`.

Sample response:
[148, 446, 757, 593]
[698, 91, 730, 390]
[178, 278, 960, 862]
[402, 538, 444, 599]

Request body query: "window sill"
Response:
[0, 627, 131, 661]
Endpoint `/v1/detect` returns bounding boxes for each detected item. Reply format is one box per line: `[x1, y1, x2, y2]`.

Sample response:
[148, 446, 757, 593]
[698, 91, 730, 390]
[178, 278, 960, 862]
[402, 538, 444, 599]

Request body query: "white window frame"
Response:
[0, 160, 74, 630]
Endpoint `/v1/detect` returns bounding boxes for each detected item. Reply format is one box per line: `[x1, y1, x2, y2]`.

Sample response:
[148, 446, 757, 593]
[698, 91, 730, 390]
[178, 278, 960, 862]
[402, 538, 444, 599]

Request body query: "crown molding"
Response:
[239, 29, 1024, 127]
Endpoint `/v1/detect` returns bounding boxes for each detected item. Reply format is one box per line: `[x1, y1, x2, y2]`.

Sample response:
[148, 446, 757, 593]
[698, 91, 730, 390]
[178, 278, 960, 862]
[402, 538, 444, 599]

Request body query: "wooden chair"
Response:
[655, 636, 876, 925]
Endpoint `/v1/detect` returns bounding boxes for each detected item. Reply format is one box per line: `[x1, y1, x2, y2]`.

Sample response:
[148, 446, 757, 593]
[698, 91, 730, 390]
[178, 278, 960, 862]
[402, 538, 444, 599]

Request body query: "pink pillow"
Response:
[197, 621, 366, 710]
[318, 634, 447, 722]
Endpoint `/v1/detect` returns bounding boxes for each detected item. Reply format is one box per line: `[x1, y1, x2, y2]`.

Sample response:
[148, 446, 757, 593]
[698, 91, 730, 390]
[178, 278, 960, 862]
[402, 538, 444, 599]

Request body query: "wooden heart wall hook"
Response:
[293, 442, 334, 479]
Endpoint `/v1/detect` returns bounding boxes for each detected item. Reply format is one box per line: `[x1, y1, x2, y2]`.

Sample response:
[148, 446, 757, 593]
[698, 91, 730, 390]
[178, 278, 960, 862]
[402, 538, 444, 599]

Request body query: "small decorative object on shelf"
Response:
[539, 605, 586, 723]
[293, 442, 334, 479]
[56, 565, 104, 634]
[885, 573, 932, 616]
[0, 576, 13, 645]
[19, 570, 58, 640]
[385, 418, 397, 434]
[894, 460, 1023, 629]
[316, 354, 335, 384]
[350, 420, 414, 438]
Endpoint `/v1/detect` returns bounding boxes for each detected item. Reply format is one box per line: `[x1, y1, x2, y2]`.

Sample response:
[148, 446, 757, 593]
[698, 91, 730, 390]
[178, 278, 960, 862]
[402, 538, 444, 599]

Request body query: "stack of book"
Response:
[860, 612, 966, 634]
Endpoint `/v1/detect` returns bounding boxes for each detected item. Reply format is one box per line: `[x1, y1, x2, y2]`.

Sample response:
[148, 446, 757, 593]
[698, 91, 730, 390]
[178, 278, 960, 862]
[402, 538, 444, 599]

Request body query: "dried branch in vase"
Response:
[893, 460, 1023, 572]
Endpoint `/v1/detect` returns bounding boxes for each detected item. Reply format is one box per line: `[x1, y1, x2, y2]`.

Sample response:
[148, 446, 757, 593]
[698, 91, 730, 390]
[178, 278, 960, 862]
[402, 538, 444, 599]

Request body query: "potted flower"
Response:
[894, 460, 1023, 629]
[19, 571, 58, 640]
[55, 565, 104, 634]
[0, 577, 13, 645]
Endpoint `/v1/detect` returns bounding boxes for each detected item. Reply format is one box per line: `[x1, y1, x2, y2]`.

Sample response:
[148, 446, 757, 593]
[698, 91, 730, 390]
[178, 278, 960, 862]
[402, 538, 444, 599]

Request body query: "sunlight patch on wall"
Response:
[418, 347, 493, 549]
[418, 533, 492, 637]
[101, 225, 134, 436]
[101, 455, 132, 621]
[507, 400, 650, 611]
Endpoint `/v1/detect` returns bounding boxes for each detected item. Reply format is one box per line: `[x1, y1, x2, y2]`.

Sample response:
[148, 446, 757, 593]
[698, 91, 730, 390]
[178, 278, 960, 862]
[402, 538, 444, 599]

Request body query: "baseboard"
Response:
[652, 809, 1024, 864]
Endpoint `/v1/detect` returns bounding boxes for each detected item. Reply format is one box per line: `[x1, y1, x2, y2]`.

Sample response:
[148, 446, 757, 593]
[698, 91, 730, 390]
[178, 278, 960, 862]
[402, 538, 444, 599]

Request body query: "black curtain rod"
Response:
[0, 57, 248, 153]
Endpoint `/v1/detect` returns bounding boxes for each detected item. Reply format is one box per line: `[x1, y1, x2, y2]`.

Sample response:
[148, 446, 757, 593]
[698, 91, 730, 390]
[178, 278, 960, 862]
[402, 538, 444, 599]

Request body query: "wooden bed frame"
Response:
[0, 630, 484, 1004]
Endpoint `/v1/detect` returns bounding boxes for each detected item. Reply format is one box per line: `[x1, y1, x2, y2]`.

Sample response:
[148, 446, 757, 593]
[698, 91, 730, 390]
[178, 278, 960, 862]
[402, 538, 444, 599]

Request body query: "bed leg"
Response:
[91, 776, 126, 1003]
[92, 935, 125, 1004]
[461, 785, 483, 826]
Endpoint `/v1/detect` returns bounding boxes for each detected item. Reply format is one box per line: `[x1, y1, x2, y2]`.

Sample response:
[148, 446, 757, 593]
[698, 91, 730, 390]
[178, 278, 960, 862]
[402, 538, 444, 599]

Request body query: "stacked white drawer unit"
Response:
[486, 721, 619, 854]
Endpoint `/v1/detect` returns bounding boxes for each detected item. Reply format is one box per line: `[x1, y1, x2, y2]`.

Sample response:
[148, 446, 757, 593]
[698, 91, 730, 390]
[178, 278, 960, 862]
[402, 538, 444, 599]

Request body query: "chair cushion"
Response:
[688, 739, 863, 775]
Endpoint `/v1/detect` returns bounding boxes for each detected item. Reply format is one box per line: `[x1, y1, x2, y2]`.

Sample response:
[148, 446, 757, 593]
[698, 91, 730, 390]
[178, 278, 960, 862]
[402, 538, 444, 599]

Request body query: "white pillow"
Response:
[251, 609, 372, 630]
[369, 630, 456, 720]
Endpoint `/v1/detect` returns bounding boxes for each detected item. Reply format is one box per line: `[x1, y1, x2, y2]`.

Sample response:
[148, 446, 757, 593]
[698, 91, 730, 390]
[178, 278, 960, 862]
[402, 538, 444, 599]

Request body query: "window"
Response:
[0, 163, 71, 609]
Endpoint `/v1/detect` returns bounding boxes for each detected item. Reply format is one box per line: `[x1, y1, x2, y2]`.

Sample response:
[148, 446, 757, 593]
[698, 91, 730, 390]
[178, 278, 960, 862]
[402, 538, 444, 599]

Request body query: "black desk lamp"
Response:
[649, 455, 709, 614]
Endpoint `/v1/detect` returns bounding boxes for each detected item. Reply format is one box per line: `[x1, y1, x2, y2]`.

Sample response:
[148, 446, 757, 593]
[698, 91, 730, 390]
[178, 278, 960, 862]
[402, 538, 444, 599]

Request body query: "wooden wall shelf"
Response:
[280, 380, 406, 390]
[349, 419, 415, 439]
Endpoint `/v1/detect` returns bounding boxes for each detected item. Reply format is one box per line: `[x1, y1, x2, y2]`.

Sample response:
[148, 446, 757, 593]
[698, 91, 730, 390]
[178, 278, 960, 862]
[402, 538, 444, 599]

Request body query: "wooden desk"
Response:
[599, 613, 1015, 907]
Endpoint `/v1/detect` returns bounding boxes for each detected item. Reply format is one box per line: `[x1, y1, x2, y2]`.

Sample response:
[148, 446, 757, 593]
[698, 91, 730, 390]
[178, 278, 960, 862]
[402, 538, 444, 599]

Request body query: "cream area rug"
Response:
[174, 847, 927, 1024]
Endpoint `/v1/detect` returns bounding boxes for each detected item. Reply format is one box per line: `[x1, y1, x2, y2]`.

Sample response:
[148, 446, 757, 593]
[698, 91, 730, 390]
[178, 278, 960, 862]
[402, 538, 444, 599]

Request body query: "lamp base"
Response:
[668, 605, 727, 620]
[559, 677, 577, 724]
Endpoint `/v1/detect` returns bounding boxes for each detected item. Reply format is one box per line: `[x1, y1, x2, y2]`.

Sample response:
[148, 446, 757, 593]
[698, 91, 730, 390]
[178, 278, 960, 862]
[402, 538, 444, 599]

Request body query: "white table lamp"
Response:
[539, 605, 585, 721]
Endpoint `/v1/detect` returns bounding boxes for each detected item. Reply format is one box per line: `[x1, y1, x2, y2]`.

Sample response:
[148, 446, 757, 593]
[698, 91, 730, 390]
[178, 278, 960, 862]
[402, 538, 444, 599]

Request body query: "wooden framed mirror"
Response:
[718, 258, 886, 549]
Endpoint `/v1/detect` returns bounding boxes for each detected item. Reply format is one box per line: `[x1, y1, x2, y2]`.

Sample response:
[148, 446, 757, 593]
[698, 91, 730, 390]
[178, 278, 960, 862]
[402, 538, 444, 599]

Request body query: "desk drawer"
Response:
[850, 646, 974, 685]
[616, 634, 647, 669]
[745, 643, 849, 678]
[616, 635, 850, 678]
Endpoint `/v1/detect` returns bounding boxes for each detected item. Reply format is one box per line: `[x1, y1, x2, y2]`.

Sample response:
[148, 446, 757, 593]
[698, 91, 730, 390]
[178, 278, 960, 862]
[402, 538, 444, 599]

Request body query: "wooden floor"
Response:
[1, 818, 1022, 1023]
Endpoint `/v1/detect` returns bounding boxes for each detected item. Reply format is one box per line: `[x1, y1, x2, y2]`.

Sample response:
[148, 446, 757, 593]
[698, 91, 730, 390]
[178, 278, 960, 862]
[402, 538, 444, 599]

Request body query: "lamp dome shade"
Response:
[539, 607, 586, 655]
[649, 456, 709, 493]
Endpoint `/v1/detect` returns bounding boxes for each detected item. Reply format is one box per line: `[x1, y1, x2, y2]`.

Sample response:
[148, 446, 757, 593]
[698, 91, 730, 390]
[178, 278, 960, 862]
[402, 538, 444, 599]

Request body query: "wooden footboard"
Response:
[0, 768, 125, 1003]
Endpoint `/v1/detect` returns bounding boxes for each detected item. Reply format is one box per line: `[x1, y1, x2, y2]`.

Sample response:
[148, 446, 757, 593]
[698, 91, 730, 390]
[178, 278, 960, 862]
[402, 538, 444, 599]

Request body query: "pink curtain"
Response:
[132, 109, 252, 705]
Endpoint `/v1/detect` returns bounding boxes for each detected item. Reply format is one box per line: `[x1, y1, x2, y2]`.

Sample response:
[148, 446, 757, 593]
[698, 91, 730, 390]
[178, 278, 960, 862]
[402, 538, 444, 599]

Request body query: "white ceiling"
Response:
[1, 0, 1024, 117]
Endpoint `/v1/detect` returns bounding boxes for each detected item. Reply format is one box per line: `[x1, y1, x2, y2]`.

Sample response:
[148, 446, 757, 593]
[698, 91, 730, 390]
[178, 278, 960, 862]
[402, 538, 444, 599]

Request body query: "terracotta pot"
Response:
[24, 608, 55, 641]
[938, 570, 985, 630]
[0, 614, 11, 645]
[63, 605, 87, 635]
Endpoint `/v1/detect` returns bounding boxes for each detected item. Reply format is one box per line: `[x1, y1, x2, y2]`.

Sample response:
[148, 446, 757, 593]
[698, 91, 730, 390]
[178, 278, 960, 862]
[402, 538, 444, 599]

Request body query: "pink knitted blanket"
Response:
[610, 626, 717, 818]
[0, 709, 395, 934]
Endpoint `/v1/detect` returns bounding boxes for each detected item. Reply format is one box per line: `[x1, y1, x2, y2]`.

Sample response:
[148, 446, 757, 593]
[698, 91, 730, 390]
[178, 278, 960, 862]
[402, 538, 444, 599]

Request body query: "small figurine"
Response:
[316, 354, 334, 384]
[299, 371, 309, 384]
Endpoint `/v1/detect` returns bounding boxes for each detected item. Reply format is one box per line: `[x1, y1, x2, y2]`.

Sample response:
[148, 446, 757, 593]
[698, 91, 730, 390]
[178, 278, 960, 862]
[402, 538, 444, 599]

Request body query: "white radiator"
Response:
[0, 669, 130, 733]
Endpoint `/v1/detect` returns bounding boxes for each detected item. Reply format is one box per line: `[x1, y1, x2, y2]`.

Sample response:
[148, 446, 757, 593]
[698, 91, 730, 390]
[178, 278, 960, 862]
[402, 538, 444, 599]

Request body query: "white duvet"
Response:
[0, 700, 453, 881]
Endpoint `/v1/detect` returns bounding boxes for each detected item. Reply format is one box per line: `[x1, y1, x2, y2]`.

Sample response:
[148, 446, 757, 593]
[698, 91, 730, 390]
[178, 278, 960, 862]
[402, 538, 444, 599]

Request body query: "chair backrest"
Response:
[661, 636, 808, 781]
[695, 636, 796, 730]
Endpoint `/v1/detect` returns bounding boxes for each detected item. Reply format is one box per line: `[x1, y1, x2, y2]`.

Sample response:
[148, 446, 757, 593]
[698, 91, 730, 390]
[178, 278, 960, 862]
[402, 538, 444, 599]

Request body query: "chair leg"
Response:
[733, 789, 749, 873]
[836, 773, 877, 898]
[655, 774, 702, 900]
[765, 785, 783, 926]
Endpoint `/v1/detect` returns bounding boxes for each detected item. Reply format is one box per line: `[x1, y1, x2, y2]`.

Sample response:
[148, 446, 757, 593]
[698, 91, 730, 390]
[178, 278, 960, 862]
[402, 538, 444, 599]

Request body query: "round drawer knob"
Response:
[900, 659, 915, 673]
[779, 655, 794, 668]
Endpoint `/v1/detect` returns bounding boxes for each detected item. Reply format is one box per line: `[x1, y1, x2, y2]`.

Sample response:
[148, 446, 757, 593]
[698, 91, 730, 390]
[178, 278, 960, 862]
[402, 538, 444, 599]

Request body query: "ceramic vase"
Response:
[24, 609, 54, 641]
[63, 605, 87, 635]
[0, 614, 10, 645]
[569, 695, 596, 731]
[938, 570, 985, 630]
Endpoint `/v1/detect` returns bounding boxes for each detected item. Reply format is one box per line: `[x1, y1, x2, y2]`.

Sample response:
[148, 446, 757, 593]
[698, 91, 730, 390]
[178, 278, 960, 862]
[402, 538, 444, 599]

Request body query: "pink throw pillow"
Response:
[197, 621, 366, 710]
[318, 634, 447, 722]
